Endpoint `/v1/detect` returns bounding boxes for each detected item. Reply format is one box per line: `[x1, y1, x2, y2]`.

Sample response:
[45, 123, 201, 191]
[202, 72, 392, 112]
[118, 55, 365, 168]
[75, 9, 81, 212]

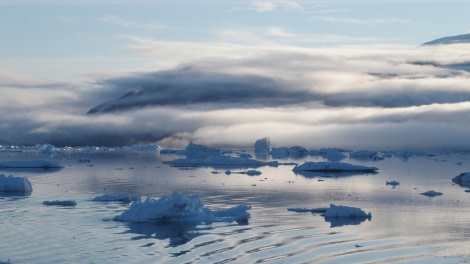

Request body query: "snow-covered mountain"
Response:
[422, 33, 470, 45]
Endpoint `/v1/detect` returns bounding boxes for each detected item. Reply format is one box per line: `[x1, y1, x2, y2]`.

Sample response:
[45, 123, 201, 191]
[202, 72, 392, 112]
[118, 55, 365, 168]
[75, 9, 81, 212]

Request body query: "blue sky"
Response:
[1, 0, 470, 149]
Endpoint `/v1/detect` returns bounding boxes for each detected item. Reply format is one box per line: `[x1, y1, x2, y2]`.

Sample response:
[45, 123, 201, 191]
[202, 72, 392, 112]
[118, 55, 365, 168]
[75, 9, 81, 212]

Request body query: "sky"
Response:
[1, 0, 470, 150]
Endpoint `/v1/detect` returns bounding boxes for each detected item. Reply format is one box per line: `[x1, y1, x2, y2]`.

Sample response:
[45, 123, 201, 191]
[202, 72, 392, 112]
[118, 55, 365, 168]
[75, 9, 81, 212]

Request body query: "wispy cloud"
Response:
[311, 15, 409, 25]
[100, 15, 168, 29]
[248, 0, 301, 12]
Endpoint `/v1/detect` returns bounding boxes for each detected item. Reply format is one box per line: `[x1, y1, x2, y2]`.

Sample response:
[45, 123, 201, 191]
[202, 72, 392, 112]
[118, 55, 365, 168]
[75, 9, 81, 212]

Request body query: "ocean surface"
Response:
[1, 148, 470, 263]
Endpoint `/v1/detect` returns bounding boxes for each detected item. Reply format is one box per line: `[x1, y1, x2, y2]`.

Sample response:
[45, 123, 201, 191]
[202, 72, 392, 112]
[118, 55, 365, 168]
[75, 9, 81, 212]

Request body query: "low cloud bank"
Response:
[2, 43, 470, 150]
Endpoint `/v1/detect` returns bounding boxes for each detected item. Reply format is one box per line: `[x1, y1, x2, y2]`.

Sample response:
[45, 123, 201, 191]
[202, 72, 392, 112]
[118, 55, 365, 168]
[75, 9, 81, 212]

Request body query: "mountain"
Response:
[422, 33, 470, 45]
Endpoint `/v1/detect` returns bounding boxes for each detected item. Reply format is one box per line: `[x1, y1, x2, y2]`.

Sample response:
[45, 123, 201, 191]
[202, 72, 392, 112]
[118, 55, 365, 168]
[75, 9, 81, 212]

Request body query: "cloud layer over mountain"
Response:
[2, 41, 470, 150]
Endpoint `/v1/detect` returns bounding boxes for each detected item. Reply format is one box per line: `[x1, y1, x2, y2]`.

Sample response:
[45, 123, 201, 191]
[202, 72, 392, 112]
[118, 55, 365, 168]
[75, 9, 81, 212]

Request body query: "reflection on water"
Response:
[325, 216, 371, 228]
[125, 221, 204, 247]
[293, 170, 378, 178]
[0, 150, 470, 263]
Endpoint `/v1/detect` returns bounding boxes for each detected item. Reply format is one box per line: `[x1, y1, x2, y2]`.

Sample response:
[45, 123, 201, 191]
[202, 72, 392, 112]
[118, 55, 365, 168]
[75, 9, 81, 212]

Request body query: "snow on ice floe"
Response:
[43, 200, 77, 206]
[0, 174, 32, 194]
[288, 204, 372, 228]
[452, 172, 470, 188]
[0, 160, 63, 169]
[420, 190, 443, 197]
[293, 161, 378, 172]
[92, 194, 140, 203]
[114, 191, 251, 223]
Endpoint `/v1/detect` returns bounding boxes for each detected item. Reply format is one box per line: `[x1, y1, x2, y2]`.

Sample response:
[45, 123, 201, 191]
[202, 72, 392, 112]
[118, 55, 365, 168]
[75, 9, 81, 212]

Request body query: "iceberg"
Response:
[293, 161, 378, 172]
[183, 142, 220, 158]
[452, 172, 470, 188]
[0, 160, 63, 169]
[386, 180, 400, 187]
[114, 191, 251, 223]
[254, 137, 271, 154]
[0, 174, 32, 194]
[92, 194, 140, 203]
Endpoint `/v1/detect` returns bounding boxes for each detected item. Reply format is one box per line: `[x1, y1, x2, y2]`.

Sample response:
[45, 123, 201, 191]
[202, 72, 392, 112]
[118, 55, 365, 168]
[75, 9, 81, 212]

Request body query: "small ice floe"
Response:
[92, 194, 140, 203]
[452, 172, 470, 188]
[288, 204, 372, 227]
[386, 180, 400, 187]
[165, 155, 278, 168]
[349, 150, 384, 161]
[293, 162, 378, 172]
[43, 200, 77, 206]
[245, 170, 262, 176]
[0, 174, 32, 194]
[0, 160, 63, 169]
[114, 191, 251, 223]
[420, 190, 443, 197]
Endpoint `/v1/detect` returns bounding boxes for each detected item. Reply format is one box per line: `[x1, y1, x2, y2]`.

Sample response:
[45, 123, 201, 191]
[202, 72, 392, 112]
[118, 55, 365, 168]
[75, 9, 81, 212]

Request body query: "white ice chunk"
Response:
[0, 160, 63, 168]
[293, 161, 377, 172]
[114, 191, 251, 223]
[254, 137, 271, 154]
[0, 174, 32, 194]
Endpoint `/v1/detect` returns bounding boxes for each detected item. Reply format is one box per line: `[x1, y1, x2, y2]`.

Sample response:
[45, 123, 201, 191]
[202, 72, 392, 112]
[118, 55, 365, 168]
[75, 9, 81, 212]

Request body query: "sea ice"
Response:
[452, 172, 470, 188]
[43, 200, 77, 206]
[254, 137, 271, 154]
[165, 155, 278, 168]
[92, 194, 140, 203]
[0, 160, 63, 169]
[293, 161, 378, 172]
[114, 191, 251, 223]
[420, 190, 443, 197]
[349, 150, 384, 161]
[0, 174, 32, 194]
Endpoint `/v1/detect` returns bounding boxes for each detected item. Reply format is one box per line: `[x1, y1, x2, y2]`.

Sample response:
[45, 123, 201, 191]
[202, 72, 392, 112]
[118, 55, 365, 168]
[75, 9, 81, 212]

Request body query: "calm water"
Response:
[1, 149, 470, 263]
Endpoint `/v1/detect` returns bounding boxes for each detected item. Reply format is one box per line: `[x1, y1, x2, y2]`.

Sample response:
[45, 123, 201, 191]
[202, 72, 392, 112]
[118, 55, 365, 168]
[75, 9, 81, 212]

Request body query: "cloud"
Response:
[250, 0, 301, 12]
[2, 42, 470, 150]
[99, 15, 167, 29]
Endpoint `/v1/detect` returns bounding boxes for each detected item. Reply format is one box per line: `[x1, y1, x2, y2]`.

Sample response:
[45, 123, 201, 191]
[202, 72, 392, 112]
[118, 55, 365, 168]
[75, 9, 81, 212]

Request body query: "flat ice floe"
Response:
[0, 160, 63, 169]
[115, 191, 251, 223]
[420, 190, 443, 197]
[288, 204, 372, 227]
[165, 155, 278, 168]
[0, 174, 32, 194]
[43, 200, 77, 206]
[92, 194, 140, 203]
[293, 161, 378, 172]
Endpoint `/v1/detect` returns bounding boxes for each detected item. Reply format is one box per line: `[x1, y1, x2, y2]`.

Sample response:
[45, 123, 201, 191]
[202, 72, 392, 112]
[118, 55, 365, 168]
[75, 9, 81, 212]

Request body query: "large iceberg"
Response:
[114, 191, 251, 223]
[254, 137, 271, 154]
[293, 161, 378, 172]
[0, 174, 32, 194]
[0, 160, 63, 169]
[182, 142, 220, 158]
